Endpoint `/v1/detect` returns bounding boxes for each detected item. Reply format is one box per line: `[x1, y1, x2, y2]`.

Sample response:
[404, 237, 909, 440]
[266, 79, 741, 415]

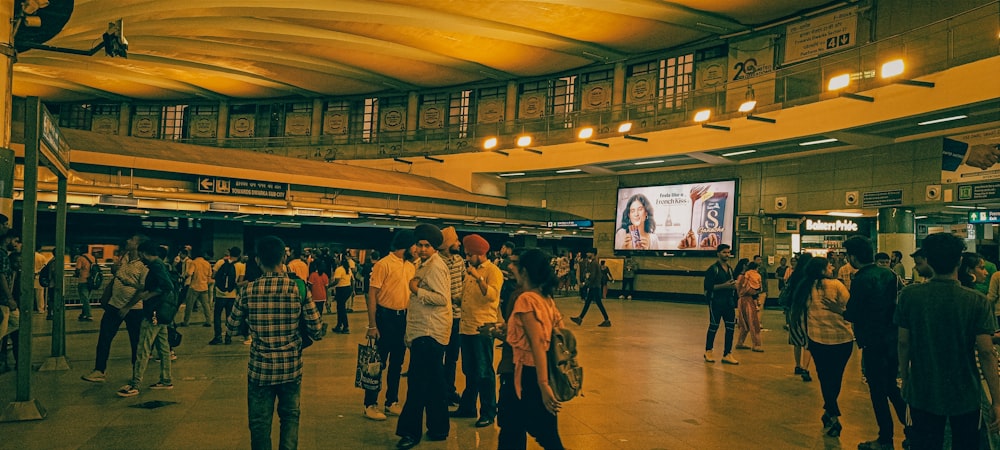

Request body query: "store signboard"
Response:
[196, 176, 287, 200]
[799, 217, 871, 235]
[862, 190, 902, 208]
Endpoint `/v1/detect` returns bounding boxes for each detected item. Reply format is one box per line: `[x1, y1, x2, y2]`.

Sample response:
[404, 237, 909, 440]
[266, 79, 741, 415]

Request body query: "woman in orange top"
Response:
[736, 261, 764, 352]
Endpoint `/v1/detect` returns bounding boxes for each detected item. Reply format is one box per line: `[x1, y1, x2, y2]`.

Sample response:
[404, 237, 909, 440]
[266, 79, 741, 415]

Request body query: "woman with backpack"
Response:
[507, 248, 565, 450]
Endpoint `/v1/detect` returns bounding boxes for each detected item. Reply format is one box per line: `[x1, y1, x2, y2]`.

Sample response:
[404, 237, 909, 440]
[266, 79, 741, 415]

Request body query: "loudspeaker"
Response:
[845, 191, 859, 206]
[926, 184, 941, 201]
[775, 196, 787, 210]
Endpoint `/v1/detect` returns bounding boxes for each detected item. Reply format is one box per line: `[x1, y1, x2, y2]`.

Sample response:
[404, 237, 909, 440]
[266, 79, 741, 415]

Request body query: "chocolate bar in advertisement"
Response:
[698, 192, 727, 248]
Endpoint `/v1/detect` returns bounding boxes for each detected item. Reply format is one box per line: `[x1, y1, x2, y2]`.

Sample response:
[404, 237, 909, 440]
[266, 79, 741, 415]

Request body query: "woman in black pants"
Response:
[332, 257, 354, 333]
[790, 257, 854, 437]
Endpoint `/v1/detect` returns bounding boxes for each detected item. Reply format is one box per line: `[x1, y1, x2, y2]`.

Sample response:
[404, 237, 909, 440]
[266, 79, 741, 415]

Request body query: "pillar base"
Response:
[0, 399, 46, 422]
[38, 356, 70, 372]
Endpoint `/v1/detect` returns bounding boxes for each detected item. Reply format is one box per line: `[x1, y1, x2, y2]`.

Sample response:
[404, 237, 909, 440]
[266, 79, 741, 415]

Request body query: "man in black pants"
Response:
[571, 248, 611, 327]
[703, 244, 738, 365]
[842, 236, 910, 450]
[81, 233, 149, 383]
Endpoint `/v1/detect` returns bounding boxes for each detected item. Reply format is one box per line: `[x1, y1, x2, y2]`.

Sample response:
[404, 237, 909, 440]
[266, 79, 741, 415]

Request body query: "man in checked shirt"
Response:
[228, 235, 323, 450]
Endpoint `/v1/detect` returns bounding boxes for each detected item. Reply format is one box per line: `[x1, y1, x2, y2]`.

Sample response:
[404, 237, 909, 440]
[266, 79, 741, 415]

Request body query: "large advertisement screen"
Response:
[615, 180, 738, 254]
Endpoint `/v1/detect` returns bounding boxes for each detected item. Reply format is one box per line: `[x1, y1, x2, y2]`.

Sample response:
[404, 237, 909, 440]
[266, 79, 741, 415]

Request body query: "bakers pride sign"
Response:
[800, 217, 871, 235]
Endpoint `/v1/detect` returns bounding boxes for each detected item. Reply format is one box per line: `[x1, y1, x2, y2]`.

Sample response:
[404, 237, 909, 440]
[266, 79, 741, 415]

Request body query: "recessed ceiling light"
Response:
[722, 149, 757, 157]
[799, 138, 838, 146]
[827, 212, 863, 217]
[634, 160, 664, 165]
[499, 172, 525, 177]
[556, 169, 582, 174]
[918, 115, 967, 126]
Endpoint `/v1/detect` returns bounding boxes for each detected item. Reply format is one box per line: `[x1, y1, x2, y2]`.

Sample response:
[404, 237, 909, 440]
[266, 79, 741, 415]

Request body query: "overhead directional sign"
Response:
[968, 210, 1000, 224]
[196, 176, 287, 200]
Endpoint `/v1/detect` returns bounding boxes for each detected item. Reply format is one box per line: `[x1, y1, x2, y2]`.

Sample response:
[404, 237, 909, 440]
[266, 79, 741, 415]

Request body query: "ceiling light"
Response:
[483, 137, 498, 150]
[799, 138, 838, 146]
[914, 215, 928, 219]
[693, 109, 711, 122]
[634, 160, 664, 165]
[516, 136, 532, 147]
[880, 59, 904, 78]
[738, 100, 757, 113]
[946, 205, 978, 209]
[556, 169, 582, 174]
[499, 172, 525, 177]
[828, 74, 850, 91]
[918, 115, 967, 126]
[577, 127, 594, 139]
[617, 122, 633, 133]
[827, 212, 864, 217]
[722, 149, 757, 157]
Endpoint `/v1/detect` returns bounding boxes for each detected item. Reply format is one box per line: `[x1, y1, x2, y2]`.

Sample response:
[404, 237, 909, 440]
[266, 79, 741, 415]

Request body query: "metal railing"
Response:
[170, 3, 998, 161]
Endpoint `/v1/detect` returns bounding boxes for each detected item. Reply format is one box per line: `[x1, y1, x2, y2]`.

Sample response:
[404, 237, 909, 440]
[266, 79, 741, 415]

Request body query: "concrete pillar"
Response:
[505, 81, 518, 135]
[0, 0, 14, 220]
[877, 207, 915, 272]
[310, 99, 323, 145]
[612, 62, 625, 121]
[406, 91, 418, 138]
[118, 102, 130, 136]
[216, 101, 229, 144]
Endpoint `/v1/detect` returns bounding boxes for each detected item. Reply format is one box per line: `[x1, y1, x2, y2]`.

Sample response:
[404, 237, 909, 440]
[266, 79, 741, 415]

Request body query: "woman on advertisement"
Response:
[614, 194, 660, 250]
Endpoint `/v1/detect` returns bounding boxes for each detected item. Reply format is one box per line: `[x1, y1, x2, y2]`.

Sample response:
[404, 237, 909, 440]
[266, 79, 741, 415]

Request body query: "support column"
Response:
[40, 176, 69, 371]
[505, 81, 518, 135]
[406, 91, 418, 141]
[612, 62, 625, 121]
[310, 99, 323, 145]
[216, 101, 229, 146]
[877, 207, 915, 272]
[0, 0, 14, 219]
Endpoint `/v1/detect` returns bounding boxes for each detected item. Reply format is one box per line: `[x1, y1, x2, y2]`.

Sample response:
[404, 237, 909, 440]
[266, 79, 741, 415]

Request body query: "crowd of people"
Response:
[707, 234, 1000, 450]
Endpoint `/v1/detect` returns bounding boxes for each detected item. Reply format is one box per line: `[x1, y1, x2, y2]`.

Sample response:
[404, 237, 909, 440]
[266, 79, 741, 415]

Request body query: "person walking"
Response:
[779, 253, 814, 382]
[227, 235, 323, 450]
[703, 244, 738, 365]
[74, 245, 96, 321]
[735, 261, 764, 352]
[570, 248, 610, 327]
[790, 257, 853, 438]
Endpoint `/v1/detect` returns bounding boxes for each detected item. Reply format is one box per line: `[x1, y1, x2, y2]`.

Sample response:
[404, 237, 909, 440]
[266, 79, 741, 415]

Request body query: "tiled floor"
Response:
[0, 295, 900, 449]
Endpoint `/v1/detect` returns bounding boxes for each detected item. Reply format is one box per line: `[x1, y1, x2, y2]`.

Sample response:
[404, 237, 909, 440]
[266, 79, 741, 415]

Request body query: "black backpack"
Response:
[85, 255, 104, 290]
[214, 259, 237, 292]
[38, 258, 56, 288]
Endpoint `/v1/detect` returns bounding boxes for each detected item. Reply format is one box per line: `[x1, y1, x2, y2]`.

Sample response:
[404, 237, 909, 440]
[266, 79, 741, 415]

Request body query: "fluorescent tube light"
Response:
[799, 138, 838, 146]
[634, 160, 664, 166]
[722, 150, 757, 157]
[918, 115, 967, 126]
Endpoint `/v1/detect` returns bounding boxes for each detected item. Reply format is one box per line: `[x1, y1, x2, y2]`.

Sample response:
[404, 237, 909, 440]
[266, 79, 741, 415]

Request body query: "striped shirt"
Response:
[228, 272, 322, 386]
[444, 253, 465, 318]
[806, 279, 854, 345]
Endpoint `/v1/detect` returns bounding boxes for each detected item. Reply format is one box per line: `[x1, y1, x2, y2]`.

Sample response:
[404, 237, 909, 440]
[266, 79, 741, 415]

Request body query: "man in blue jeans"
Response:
[228, 235, 323, 450]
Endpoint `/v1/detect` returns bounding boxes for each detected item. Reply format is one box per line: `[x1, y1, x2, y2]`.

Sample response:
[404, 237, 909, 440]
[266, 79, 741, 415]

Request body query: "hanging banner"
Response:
[188, 115, 218, 138]
[380, 106, 405, 132]
[419, 103, 447, 130]
[726, 36, 777, 112]
[695, 57, 727, 91]
[941, 128, 1000, 184]
[519, 92, 546, 119]
[131, 114, 160, 138]
[580, 81, 611, 111]
[626, 73, 658, 104]
[91, 115, 119, 135]
[284, 112, 312, 136]
[783, 7, 859, 65]
[229, 114, 255, 138]
[477, 98, 504, 124]
[324, 110, 349, 135]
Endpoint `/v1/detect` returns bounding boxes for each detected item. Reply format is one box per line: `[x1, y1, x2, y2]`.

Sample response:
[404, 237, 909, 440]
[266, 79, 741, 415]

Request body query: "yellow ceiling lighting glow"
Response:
[617, 122, 633, 133]
[738, 100, 757, 113]
[483, 137, 498, 150]
[881, 59, 904, 78]
[577, 127, 594, 139]
[693, 109, 711, 122]
[827, 74, 850, 91]
[516, 135, 532, 147]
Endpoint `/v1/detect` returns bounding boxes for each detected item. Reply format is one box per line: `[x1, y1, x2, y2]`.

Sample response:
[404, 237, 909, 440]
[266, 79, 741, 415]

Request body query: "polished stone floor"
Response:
[0, 295, 900, 449]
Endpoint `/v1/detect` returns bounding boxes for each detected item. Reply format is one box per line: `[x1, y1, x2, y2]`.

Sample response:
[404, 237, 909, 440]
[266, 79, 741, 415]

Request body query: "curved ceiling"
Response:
[13, 0, 838, 102]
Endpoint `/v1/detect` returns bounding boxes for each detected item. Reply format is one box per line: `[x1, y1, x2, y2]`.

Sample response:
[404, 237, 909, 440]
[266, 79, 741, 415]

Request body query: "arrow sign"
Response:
[198, 177, 215, 192]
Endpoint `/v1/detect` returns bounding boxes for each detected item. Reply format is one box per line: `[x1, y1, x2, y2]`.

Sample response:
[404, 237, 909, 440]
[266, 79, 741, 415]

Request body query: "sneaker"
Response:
[364, 404, 387, 421]
[597, 320, 611, 327]
[224, 335, 232, 345]
[385, 402, 403, 416]
[208, 337, 224, 345]
[801, 370, 812, 382]
[170, 350, 177, 361]
[627, 295, 632, 300]
[721, 354, 740, 365]
[735, 344, 751, 350]
[243, 336, 252, 345]
[752, 347, 764, 353]
[81, 370, 106, 383]
[794, 366, 807, 375]
[149, 382, 174, 390]
[857, 439, 893, 450]
[116, 384, 139, 397]
[618, 295, 624, 299]
[703, 351, 715, 363]
[570, 317, 582, 326]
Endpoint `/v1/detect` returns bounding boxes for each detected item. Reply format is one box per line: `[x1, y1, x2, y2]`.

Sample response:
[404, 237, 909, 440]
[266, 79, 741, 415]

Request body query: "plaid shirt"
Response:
[228, 272, 322, 386]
